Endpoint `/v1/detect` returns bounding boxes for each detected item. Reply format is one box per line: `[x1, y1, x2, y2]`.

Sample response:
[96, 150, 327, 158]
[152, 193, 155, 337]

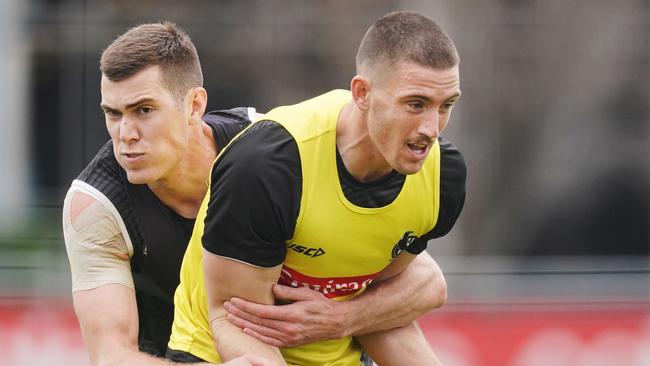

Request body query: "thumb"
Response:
[272, 284, 321, 302]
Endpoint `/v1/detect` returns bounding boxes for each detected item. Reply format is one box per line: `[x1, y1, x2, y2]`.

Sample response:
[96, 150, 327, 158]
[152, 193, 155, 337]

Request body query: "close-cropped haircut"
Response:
[356, 11, 459, 74]
[100, 22, 203, 101]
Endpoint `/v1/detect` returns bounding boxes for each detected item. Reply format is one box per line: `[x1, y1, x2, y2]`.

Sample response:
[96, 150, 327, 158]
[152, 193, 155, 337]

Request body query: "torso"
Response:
[266, 90, 441, 365]
[169, 91, 466, 365]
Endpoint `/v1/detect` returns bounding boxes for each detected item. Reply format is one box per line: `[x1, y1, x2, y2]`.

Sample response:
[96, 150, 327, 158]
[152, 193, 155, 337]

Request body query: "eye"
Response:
[440, 102, 455, 112]
[102, 108, 121, 119]
[407, 101, 425, 111]
[138, 106, 154, 115]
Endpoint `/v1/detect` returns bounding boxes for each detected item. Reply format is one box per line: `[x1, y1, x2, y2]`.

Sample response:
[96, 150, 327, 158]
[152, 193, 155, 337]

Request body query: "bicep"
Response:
[202, 250, 284, 360]
[374, 251, 418, 283]
[203, 249, 282, 319]
[63, 190, 134, 292]
[409, 251, 442, 277]
[198, 122, 297, 357]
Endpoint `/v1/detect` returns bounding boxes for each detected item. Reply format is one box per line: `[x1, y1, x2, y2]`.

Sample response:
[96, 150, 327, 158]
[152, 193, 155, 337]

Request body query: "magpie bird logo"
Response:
[391, 231, 418, 258]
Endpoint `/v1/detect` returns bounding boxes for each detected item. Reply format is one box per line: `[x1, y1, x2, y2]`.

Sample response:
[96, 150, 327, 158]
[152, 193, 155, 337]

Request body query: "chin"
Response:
[396, 163, 425, 175]
[125, 170, 155, 185]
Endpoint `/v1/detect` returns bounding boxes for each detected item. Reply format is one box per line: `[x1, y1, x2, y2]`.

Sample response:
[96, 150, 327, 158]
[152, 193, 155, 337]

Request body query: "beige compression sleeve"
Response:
[63, 188, 134, 292]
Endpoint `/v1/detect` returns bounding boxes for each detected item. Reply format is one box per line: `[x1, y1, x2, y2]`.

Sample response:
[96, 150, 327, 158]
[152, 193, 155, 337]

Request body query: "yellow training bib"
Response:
[169, 90, 441, 366]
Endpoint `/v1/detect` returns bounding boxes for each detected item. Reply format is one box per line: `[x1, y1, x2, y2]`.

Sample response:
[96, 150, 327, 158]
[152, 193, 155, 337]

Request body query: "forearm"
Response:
[355, 321, 442, 366]
[90, 344, 210, 366]
[74, 286, 190, 366]
[211, 315, 285, 364]
[74, 284, 197, 366]
[341, 252, 446, 336]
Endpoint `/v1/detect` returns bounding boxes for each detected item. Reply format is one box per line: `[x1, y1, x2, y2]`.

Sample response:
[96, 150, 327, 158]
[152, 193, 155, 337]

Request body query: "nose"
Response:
[417, 111, 440, 140]
[119, 116, 140, 143]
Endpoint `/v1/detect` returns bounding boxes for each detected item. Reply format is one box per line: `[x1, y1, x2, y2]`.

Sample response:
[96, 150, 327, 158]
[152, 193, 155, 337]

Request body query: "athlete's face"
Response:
[101, 66, 192, 184]
[362, 61, 461, 175]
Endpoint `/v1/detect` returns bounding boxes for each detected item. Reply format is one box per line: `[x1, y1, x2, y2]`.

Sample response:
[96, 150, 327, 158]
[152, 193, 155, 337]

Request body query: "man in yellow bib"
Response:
[168, 11, 466, 366]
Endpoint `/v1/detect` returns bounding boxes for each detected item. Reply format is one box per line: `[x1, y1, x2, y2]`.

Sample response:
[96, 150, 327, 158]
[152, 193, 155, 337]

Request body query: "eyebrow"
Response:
[404, 91, 462, 104]
[446, 91, 462, 101]
[100, 98, 156, 113]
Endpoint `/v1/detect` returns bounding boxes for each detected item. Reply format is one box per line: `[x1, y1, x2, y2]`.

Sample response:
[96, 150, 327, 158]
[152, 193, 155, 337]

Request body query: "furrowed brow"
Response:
[446, 91, 462, 102]
[100, 97, 156, 114]
[402, 94, 432, 103]
[125, 98, 156, 111]
[100, 104, 120, 114]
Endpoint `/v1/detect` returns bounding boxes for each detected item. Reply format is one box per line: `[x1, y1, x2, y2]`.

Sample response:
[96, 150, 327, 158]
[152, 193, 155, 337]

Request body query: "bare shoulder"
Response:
[67, 191, 98, 223]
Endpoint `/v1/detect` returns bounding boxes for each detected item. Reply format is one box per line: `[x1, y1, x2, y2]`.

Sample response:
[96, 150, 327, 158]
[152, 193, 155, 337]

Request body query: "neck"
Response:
[336, 103, 393, 183]
[148, 122, 216, 218]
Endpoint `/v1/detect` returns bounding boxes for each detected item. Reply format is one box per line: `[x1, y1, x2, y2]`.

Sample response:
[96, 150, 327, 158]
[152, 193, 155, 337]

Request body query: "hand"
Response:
[221, 354, 276, 366]
[223, 284, 348, 347]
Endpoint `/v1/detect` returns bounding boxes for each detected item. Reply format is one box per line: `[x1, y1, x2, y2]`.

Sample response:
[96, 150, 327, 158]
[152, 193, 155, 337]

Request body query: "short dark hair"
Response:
[100, 22, 203, 101]
[356, 11, 459, 73]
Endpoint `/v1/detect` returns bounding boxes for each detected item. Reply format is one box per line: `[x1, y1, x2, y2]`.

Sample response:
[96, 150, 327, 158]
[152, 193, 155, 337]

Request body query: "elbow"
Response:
[83, 335, 135, 366]
[425, 273, 447, 311]
[91, 348, 129, 366]
[207, 304, 234, 343]
[210, 315, 235, 344]
[433, 275, 448, 309]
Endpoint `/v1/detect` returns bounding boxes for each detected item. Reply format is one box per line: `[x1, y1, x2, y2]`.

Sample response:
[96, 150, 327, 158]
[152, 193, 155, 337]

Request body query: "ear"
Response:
[350, 75, 370, 112]
[187, 87, 208, 125]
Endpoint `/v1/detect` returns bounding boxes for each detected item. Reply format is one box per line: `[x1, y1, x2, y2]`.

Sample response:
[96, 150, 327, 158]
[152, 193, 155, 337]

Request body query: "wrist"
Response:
[336, 299, 359, 338]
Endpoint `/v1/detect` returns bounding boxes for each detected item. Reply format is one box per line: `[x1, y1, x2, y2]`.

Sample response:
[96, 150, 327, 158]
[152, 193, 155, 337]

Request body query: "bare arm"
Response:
[64, 191, 269, 366]
[345, 250, 446, 335]
[224, 251, 446, 347]
[63, 191, 201, 366]
[353, 251, 442, 365]
[73, 285, 194, 366]
[74, 285, 273, 366]
[202, 249, 286, 365]
[357, 321, 443, 366]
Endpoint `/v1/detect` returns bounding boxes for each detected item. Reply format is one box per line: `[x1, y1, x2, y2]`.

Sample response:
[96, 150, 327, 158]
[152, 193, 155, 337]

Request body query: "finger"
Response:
[272, 284, 323, 302]
[226, 312, 291, 347]
[228, 297, 295, 321]
[225, 300, 286, 327]
[225, 308, 285, 337]
[242, 325, 287, 348]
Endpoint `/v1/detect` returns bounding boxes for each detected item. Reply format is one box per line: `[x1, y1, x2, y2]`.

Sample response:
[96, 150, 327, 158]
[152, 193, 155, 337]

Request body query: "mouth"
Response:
[121, 152, 145, 163]
[407, 142, 430, 158]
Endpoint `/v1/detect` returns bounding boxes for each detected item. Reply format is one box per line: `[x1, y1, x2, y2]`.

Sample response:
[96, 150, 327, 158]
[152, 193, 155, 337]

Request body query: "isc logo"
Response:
[287, 243, 326, 257]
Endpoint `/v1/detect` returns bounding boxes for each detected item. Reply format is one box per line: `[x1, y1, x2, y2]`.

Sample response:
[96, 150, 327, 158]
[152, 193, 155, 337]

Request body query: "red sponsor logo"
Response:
[278, 266, 380, 298]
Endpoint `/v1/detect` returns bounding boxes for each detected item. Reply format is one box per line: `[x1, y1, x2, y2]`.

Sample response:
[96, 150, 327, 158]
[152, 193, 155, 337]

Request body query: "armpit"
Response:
[63, 190, 134, 292]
